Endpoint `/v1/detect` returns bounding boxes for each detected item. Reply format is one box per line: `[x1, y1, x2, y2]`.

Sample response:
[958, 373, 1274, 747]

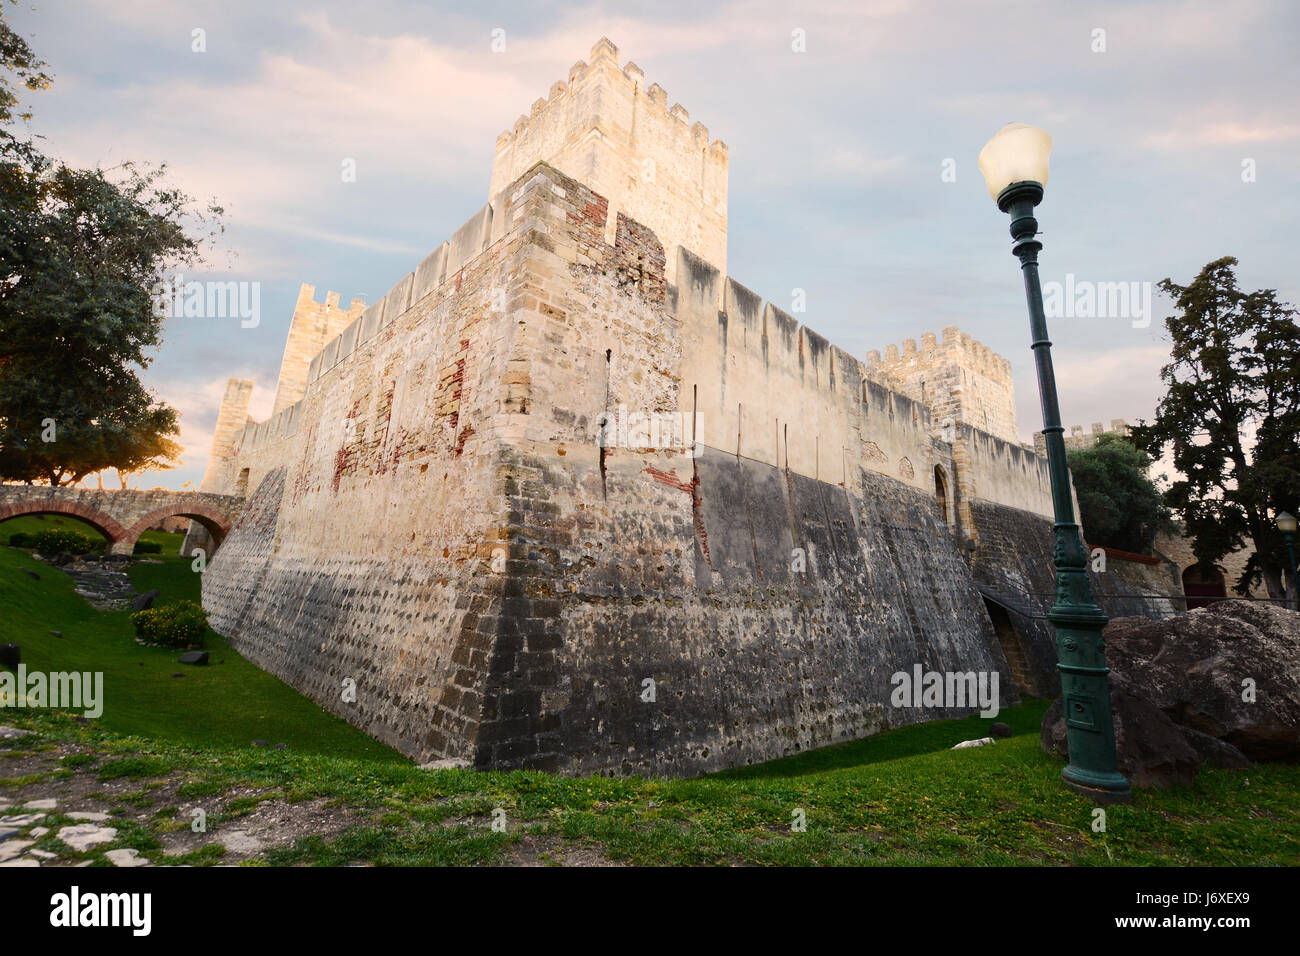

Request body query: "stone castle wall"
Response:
[202, 162, 1046, 772]
[193, 38, 1183, 771]
[272, 285, 366, 415]
[489, 38, 728, 285]
[868, 327, 1019, 445]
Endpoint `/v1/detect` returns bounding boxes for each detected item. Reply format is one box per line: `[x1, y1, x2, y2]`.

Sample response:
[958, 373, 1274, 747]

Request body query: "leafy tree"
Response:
[0, 1, 49, 134]
[0, 5, 220, 486]
[1130, 257, 1300, 604]
[1068, 434, 1169, 553]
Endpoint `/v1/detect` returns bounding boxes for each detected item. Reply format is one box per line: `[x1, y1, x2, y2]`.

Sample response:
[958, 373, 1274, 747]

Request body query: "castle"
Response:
[190, 39, 1180, 773]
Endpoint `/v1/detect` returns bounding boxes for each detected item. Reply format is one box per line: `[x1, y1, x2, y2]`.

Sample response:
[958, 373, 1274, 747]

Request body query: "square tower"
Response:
[489, 37, 728, 284]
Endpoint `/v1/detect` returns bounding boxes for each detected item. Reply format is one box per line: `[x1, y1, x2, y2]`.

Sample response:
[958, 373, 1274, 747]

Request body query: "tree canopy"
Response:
[1068, 434, 1169, 554]
[0, 4, 219, 486]
[1129, 256, 1300, 602]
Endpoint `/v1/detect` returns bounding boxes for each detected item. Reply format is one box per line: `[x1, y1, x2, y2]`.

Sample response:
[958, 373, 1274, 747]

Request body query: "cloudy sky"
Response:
[8, 0, 1298, 489]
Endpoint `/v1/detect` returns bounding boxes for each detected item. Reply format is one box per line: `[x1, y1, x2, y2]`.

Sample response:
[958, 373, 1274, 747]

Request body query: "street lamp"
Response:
[1277, 511, 1298, 609]
[979, 123, 1132, 803]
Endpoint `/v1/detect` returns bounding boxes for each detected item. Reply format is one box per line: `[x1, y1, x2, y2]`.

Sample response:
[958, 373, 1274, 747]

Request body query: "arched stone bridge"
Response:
[0, 486, 245, 555]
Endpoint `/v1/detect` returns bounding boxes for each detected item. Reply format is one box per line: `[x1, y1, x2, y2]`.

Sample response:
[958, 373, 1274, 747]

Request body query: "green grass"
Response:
[1, 513, 181, 554]
[3, 704, 1296, 867]
[2, 513, 1297, 866]
[0, 531, 400, 760]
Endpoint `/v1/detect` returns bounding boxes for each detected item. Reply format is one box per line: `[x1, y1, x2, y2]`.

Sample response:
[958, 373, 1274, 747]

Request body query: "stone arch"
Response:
[119, 504, 232, 556]
[933, 465, 950, 525]
[1182, 563, 1226, 610]
[0, 500, 128, 546]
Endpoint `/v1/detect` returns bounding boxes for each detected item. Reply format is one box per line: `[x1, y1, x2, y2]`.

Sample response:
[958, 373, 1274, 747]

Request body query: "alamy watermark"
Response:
[1042, 274, 1153, 329]
[150, 273, 261, 328]
[0, 665, 103, 719]
[596, 405, 703, 457]
[890, 665, 1000, 717]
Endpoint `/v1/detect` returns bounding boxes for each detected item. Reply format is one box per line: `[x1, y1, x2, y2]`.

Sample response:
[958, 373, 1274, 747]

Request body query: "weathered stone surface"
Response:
[969, 501, 1183, 699]
[1105, 601, 1300, 760]
[1181, 727, 1252, 769]
[0, 839, 34, 861]
[57, 824, 117, 851]
[217, 830, 263, 854]
[130, 588, 159, 611]
[105, 848, 149, 867]
[178, 651, 209, 666]
[189, 53, 1182, 778]
[1042, 682, 1203, 789]
[989, 721, 1012, 738]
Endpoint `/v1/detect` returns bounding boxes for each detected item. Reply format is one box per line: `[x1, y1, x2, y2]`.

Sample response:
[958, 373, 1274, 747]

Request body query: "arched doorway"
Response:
[1182, 564, 1226, 610]
[983, 597, 1033, 695]
[933, 465, 950, 524]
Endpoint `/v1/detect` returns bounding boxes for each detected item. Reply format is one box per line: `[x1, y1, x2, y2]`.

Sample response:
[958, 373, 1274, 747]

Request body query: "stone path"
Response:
[57, 557, 139, 610]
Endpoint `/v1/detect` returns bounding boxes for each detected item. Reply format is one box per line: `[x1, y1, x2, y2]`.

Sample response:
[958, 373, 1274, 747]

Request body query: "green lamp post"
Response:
[1277, 511, 1298, 610]
[978, 123, 1132, 803]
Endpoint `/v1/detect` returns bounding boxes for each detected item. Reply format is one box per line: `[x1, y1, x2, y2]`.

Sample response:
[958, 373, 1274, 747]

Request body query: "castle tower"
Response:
[866, 326, 1019, 444]
[489, 37, 729, 284]
[182, 376, 254, 557]
[271, 284, 366, 414]
[199, 377, 255, 490]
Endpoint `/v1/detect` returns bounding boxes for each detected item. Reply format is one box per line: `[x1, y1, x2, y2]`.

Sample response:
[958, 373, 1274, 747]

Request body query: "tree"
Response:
[1130, 257, 1300, 605]
[1068, 434, 1169, 554]
[0, 5, 221, 485]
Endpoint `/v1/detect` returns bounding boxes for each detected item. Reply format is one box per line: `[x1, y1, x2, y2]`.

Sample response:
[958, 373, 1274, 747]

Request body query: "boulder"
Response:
[1103, 601, 1300, 760]
[989, 721, 1012, 738]
[1180, 727, 1252, 769]
[178, 651, 208, 666]
[1042, 681, 1202, 789]
[130, 589, 159, 612]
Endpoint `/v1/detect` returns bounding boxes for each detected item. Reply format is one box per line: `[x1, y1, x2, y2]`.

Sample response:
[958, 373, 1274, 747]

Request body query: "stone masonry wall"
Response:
[490, 38, 728, 286]
[868, 326, 1019, 445]
[272, 284, 366, 415]
[969, 499, 1183, 698]
[203, 162, 1031, 772]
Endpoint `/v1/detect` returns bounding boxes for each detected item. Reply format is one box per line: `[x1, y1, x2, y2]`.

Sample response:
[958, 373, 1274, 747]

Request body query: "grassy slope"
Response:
[2, 516, 1298, 866]
[0, 527, 399, 761]
[3, 702, 1296, 867]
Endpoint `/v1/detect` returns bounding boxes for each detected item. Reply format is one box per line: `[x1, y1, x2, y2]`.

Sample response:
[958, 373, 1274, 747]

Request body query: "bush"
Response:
[132, 540, 162, 554]
[31, 528, 104, 555]
[7, 531, 32, 548]
[131, 600, 209, 648]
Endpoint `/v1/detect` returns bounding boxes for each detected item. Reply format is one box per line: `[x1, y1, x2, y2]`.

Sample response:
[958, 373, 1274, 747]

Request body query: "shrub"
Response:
[132, 540, 162, 554]
[131, 600, 209, 648]
[7, 531, 32, 548]
[31, 528, 104, 555]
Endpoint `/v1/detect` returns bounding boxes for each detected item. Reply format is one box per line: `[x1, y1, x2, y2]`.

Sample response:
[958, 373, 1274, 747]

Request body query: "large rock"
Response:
[130, 589, 159, 611]
[1042, 680, 1205, 789]
[1104, 601, 1300, 760]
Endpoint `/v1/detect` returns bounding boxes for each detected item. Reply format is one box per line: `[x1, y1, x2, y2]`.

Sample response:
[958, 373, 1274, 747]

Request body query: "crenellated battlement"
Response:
[272, 283, 366, 415]
[866, 325, 1018, 444]
[490, 36, 729, 284]
[1034, 419, 1131, 456]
